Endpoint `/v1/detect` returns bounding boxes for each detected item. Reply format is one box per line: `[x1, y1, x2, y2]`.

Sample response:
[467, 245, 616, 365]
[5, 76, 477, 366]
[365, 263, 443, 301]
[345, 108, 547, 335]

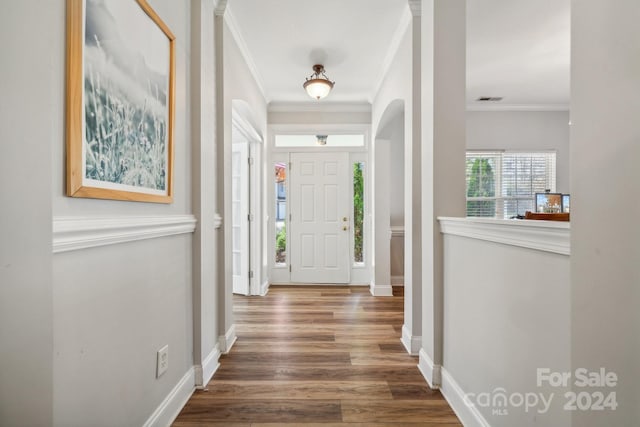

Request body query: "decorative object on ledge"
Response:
[66, 0, 175, 203]
[303, 64, 335, 100]
[524, 211, 570, 222]
[535, 192, 563, 213]
[562, 194, 570, 213]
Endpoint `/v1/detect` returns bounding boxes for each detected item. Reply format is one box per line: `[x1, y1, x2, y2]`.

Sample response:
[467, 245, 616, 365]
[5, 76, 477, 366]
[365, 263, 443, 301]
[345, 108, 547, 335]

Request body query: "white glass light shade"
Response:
[303, 79, 333, 100]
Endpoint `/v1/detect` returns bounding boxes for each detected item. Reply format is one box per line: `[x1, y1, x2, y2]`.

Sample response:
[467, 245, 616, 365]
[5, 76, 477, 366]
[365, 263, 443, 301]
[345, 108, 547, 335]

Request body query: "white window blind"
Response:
[466, 151, 556, 218]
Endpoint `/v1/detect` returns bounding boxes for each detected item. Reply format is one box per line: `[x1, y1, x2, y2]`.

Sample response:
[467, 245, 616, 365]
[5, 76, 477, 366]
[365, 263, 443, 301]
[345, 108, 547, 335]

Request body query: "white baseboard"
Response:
[400, 325, 422, 355]
[369, 280, 393, 296]
[418, 348, 441, 388]
[218, 324, 237, 354]
[269, 281, 370, 287]
[260, 279, 270, 296]
[143, 367, 195, 427]
[195, 344, 221, 388]
[391, 275, 404, 286]
[440, 367, 491, 427]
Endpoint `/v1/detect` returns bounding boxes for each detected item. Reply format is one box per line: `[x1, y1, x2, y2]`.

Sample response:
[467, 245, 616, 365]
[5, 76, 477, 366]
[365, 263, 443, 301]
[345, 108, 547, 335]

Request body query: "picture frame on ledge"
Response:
[65, 0, 175, 203]
[535, 192, 563, 213]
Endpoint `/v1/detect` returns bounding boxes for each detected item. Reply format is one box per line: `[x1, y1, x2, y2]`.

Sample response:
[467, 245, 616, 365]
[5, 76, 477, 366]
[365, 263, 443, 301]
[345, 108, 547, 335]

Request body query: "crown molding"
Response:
[268, 101, 372, 113]
[466, 103, 570, 112]
[223, 5, 269, 102]
[371, 7, 412, 102]
[408, 0, 422, 16]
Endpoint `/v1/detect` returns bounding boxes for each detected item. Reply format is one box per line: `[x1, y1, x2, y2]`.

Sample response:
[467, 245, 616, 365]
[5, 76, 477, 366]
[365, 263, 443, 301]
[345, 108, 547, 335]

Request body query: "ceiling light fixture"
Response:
[303, 64, 335, 100]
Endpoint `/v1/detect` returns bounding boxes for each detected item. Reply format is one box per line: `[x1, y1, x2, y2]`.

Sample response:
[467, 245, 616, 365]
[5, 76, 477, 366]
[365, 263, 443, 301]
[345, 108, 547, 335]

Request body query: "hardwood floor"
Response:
[173, 285, 461, 426]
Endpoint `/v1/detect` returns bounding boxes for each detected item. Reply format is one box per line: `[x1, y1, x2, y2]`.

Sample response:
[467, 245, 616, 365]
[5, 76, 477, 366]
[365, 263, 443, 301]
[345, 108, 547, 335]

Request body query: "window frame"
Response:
[465, 150, 557, 218]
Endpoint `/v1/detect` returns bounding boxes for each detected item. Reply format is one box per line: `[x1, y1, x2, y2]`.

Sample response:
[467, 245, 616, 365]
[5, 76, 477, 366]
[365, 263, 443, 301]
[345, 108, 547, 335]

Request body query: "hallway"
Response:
[173, 286, 460, 425]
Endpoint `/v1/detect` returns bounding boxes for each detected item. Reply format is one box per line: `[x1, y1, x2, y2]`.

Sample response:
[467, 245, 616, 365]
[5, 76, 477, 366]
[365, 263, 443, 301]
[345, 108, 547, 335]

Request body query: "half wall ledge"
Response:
[438, 217, 570, 256]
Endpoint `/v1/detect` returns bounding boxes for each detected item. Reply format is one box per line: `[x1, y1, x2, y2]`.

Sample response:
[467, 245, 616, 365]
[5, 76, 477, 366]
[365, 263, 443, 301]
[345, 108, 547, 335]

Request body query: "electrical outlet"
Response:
[156, 345, 168, 378]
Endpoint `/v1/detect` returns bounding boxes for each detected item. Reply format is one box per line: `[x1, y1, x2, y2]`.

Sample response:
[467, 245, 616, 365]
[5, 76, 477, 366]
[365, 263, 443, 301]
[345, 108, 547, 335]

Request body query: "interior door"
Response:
[232, 142, 249, 295]
[290, 152, 350, 283]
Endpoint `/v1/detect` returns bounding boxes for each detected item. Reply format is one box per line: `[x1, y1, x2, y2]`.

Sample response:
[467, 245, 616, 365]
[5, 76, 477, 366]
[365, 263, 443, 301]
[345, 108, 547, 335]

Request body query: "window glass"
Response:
[274, 162, 287, 265]
[353, 162, 364, 264]
[466, 151, 556, 218]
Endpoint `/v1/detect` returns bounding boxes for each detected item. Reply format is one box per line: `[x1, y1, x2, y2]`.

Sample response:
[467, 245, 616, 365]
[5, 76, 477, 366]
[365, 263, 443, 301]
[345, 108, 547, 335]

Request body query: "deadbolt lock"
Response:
[343, 217, 348, 222]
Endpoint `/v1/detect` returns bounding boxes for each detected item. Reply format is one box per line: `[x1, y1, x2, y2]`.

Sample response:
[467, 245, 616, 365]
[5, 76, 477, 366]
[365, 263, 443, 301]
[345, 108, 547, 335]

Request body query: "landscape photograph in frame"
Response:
[66, 0, 175, 203]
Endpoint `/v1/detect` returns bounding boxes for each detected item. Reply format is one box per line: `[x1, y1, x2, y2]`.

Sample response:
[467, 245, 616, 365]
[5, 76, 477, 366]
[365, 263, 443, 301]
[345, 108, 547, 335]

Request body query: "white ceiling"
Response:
[228, 0, 408, 104]
[228, 0, 570, 108]
[466, 0, 570, 108]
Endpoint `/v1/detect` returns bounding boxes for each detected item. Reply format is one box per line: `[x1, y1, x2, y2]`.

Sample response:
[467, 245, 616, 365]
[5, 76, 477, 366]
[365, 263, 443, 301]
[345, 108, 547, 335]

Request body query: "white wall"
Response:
[47, 1, 197, 425]
[441, 228, 570, 426]
[388, 115, 405, 279]
[420, 0, 467, 380]
[268, 110, 371, 125]
[0, 2, 55, 425]
[372, 17, 422, 347]
[220, 18, 268, 331]
[571, 0, 640, 425]
[1, 1, 218, 425]
[467, 111, 571, 193]
[190, 0, 220, 384]
[372, 23, 411, 136]
[223, 23, 267, 140]
[53, 238, 193, 426]
[386, 114, 406, 227]
[375, 112, 405, 280]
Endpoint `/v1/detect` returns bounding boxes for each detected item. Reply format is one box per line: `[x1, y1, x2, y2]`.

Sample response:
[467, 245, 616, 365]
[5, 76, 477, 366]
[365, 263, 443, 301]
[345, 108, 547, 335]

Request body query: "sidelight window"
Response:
[353, 162, 365, 265]
[274, 162, 287, 266]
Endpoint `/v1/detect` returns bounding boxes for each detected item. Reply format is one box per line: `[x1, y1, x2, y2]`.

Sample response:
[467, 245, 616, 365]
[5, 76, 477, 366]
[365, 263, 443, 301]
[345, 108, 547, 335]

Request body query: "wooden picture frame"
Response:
[66, 0, 175, 203]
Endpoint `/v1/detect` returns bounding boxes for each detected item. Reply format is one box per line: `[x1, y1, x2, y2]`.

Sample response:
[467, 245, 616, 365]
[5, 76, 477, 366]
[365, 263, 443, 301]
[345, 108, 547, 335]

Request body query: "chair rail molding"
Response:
[390, 225, 405, 238]
[53, 215, 197, 253]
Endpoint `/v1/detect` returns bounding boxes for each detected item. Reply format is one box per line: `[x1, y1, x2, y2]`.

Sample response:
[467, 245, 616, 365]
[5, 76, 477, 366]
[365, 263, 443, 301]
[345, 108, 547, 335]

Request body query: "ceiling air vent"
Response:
[477, 96, 503, 102]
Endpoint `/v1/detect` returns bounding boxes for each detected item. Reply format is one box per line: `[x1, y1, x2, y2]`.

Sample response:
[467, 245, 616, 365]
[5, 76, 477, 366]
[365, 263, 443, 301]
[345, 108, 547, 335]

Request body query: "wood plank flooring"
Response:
[173, 286, 460, 426]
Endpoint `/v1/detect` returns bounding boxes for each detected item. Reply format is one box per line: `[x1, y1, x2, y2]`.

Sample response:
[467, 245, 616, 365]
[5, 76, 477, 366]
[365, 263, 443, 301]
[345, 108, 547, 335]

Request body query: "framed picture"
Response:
[535, 192, 563, 213]
[66, 0, 175, 203]
[562, 194, 570, 213]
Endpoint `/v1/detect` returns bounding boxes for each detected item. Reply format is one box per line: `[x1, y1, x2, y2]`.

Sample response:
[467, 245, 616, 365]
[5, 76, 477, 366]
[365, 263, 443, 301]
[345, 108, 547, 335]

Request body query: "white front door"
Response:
[290, 152, 351, 283]
[232, 142, 249, 295]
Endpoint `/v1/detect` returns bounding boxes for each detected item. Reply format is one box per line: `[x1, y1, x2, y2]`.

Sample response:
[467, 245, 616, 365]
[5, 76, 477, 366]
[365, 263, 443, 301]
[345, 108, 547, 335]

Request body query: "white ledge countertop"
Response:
[438, 216, 570, 256]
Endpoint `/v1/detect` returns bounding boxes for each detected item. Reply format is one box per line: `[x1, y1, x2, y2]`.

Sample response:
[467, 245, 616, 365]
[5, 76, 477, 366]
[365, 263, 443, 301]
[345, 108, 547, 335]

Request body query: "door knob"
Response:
[343, 226, 349, 231]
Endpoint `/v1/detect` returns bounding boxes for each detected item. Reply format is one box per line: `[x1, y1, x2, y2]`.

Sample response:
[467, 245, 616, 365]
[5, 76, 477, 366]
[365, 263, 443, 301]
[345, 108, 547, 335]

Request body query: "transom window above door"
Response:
[275, 134, 364, 147]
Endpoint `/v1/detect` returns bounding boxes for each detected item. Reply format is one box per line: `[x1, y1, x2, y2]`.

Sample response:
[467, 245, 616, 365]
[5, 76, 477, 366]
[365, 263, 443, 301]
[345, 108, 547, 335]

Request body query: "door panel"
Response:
[290, 152, 350, 283]
[232, 142, 249, 295]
